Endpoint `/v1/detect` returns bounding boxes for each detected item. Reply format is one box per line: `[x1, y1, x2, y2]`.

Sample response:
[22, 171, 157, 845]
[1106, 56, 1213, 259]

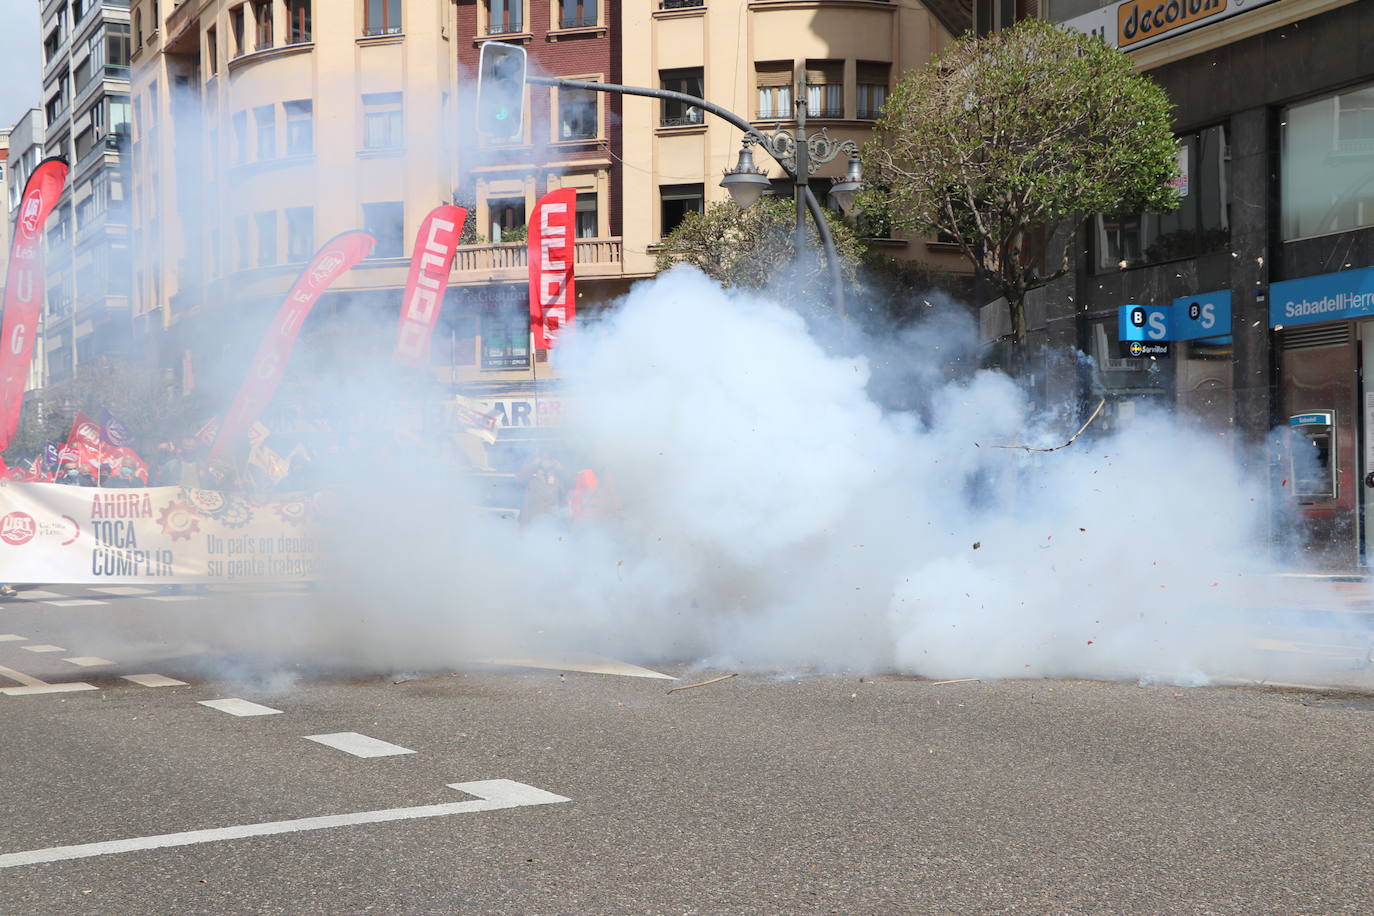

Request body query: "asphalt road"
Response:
[2, 586, 1374, 915]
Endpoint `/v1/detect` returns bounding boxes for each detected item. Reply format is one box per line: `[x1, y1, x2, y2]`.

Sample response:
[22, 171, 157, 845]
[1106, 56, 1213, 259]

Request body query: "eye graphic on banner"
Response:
[529, 188, 577, 349]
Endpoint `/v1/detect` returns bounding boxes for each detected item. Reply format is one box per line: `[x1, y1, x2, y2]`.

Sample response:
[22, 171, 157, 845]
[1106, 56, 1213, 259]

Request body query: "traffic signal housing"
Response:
[477, 42, 527, 139]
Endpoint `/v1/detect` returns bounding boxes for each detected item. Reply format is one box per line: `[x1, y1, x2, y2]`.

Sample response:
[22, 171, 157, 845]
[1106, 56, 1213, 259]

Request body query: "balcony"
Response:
[451, 238, 623, 281]
[660, 0, 704, 8]
[486, 18, 525, 35]
[559, 10, 598, 28]
[74, 132, 123, 176]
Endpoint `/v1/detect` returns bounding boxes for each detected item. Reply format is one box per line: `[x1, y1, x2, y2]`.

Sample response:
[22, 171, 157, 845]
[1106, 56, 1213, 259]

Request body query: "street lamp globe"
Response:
[720, 144, 771, 210]
[828, 154, 864, 216]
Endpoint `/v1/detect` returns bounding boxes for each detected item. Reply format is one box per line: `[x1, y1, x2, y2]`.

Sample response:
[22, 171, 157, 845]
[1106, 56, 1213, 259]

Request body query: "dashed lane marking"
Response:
[122, 674, 188, 687]
[143, 595, 208, 602]
[469, 654, 676, 680]
[22, 645, 64, 653]
[89, 586, 157, 596]
[63, 657, 115, 667]
[0, 780, 570, 869]
[0, 635, 26, 642]
[44, 600, 108, 607]
[304, 732, 416, 758]
[1, 683, 98, 696]
[10, 591, 70, 600]
[197, 698, 283, 717]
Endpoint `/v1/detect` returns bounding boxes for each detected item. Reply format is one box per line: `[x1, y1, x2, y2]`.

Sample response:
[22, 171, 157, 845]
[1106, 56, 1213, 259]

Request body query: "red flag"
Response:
[209, 231, 375, 462]
[395, 205, 466, 368]
[63, 411, 104, 473]
[0, 158, 69, 450]
[528, 188, 576, 349]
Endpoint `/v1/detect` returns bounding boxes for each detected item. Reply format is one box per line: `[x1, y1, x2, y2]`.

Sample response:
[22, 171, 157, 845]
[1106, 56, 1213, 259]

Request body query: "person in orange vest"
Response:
[567, 468, 621, 523]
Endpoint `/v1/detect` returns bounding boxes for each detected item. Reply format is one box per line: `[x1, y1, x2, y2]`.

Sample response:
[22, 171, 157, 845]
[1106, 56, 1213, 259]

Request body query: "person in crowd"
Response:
[567, 468, 623, 525]
[517, 451, 567, 526]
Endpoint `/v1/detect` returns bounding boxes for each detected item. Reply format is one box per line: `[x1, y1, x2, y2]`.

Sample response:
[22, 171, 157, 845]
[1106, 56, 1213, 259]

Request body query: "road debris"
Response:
[928, 677, 981, 686]
[666, 673, 737, 694]
[995, 398, 1106, 452]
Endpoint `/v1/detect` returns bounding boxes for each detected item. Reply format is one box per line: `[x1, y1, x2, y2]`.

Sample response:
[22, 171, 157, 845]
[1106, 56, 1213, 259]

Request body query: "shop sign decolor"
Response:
[1062, 0, 1278, 52]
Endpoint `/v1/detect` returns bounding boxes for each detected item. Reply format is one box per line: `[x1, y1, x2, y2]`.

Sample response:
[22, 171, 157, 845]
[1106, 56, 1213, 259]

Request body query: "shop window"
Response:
[560, 0, 596, 27]
[1282, 82, 1374, 240]
[287, 0, 311, 43]
[856, 62, 888, 120]
[487, 197, 525, 242]
[575, 193, 597, 238]
[804, 60, 843, 119]
[285, 99, 313, 155]
[254, 104, 275, 159]
[756, 61, 793, 120]
[363, 201, 404, 257]
[486, 0, 523, 34]
[362, 92, 403, 149]
[660, 68, 703, 127]
[1092, 124, 1229, 272]
[558, 86, 598, 141]
[481, 308, 531, 369]
[660, 183, 703, 237]
[255, 210, 277, 266]
[286, 206, 314, 261]
[364, 0, 402, 35]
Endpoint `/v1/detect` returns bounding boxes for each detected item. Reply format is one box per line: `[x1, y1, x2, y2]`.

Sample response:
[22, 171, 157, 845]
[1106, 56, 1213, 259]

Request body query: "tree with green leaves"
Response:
[655, 197, 866, 316]
[864, 18, 1179, 352]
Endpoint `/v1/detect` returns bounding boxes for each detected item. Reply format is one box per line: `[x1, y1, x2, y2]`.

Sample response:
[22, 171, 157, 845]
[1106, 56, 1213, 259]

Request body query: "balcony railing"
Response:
[660, 0, 704, 9]
[486, 17, 524, 34]
[362, 25, 403, 36]
[559, 10, 597, 27]
[452, 237, 622, 274]
[74, 132, 122, 174]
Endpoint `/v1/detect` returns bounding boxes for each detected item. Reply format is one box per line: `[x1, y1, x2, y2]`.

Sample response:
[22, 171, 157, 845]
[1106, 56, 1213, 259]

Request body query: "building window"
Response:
[254, 0, 273, 49]
[287, 0, 311, 43]
[805, 60, 843, 119]
[660, 183, 704, 237]
[206, 25, 218, 75]
[660, 68, 703, 127]
[856, 61, 888, 120]
[756, 62, 793, 120]
[363, 201, 404, 257]
[487, 197, 526, 242]
[285, 99, 313, 155]
[254, 104, 276, 159]
[362, 92, 403, 149]
[486, 0, 523, 34]
[256, 211, 277, 265]
[575, 193, 597, 238]
[560, 0, 596, 28]
[558, 86, 597, 141]
[236, 215, 251, 268]
[364, 0, 402, 35]
[1093, 125, 1229, 272]
[286, 206, 314, 261]
[1282, 82, 1374, 241]
[232, 111, 248, 164]
[230, 5, 246, 57]
[481, 308, 531, 369]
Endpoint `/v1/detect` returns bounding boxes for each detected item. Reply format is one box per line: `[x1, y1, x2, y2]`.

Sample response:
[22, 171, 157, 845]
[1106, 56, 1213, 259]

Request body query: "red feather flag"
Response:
[528, 188, 577, 349]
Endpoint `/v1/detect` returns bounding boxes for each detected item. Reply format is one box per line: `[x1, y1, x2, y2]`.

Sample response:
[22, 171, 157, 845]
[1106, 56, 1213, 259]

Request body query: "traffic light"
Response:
[477, 41, 527, 139]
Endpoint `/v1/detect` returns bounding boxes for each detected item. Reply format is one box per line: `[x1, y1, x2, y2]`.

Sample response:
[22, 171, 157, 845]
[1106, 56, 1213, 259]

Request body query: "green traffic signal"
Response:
[477, 42, 527, 139]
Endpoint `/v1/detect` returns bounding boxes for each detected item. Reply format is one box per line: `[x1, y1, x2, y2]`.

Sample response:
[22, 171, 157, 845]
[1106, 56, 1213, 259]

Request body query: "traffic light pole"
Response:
[525, 75, 847, 314]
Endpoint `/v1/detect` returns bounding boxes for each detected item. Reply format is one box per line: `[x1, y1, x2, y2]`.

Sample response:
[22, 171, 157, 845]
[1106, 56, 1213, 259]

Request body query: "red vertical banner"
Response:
[0, 157, 69, 450]
[208, 231, 375, 462]
[394, 205, 466, 368]
[528, 188, 577, 349]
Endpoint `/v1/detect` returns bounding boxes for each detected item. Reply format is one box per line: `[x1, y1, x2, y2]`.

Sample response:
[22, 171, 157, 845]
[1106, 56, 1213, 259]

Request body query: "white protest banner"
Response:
[0, 482, 321, 584]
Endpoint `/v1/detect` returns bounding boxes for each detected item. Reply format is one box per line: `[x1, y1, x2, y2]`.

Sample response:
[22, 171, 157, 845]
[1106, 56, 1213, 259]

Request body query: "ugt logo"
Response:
[1, 512, 36, 546]
[309, 253, 345, 286]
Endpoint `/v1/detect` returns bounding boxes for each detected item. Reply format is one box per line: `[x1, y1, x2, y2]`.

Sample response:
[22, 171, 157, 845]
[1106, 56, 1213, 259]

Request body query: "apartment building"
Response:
[1003, 0, 1374, 569]
[36, 0, 133, 385]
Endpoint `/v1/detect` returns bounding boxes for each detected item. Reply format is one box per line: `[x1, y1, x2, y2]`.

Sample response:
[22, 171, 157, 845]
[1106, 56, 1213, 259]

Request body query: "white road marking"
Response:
[22, 645, 65, 653]
[469, 654, 675, 680]
[0, 664, 46, 687]
[89, 586, 156, 596]
[198, 698, 283, 717]
[1, 682, 98, 696]
[0, 780, 568, 869]
[11, 590, 69, 600]
[122, 674, 188, 687]
[305, 732, 415, 758]
[63, 657, 115, 667]
[0, 635, 26, 642]
[43, 599, 107, 607]
[143, 595, 208, 602]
